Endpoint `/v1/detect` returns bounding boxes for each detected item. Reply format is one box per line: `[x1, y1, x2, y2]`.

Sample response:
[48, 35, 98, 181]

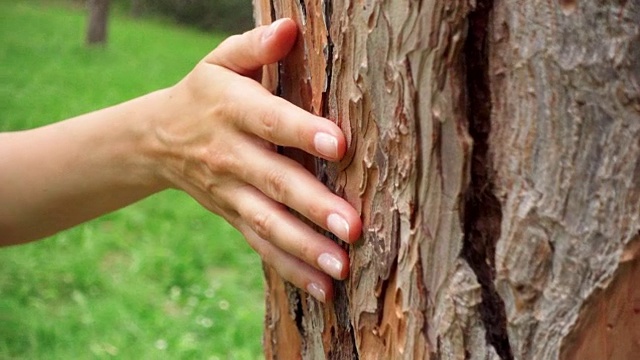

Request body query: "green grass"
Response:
[0, 2, 265, 359]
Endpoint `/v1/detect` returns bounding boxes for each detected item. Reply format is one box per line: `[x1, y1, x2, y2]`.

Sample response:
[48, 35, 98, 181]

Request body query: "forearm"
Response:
[0, 90, 169, 244]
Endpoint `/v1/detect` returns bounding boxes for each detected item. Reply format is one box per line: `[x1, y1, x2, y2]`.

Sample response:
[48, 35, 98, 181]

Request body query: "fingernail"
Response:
[306, 282, 326, 303]
[314, 132, 338, 158]
[263, 18, 287, 41]
[327, 213, 350, 241]
[317, 253, 343, 279]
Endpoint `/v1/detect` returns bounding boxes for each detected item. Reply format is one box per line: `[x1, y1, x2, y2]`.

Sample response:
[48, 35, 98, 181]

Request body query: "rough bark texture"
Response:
[490, 1, 640, 359]
[253, 0, 640, 359]
[86, 0, 110, 45]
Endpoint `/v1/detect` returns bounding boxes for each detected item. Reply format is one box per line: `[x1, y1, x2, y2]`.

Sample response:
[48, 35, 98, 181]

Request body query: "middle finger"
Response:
[236, 140, 361, 244]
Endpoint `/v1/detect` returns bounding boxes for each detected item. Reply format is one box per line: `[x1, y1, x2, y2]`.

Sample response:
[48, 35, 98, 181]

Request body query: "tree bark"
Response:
[131, 0, 145, 18]
[86, 0, 111, 45]
[253, 0, 640, 359]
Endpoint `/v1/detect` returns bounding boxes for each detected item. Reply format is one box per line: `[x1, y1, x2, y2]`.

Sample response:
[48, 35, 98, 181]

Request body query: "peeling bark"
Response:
[253, 0, 640, 358]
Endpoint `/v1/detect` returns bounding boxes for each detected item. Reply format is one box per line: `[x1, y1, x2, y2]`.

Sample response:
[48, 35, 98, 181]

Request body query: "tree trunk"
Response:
[86, 0, 110, 45]
[131, 0, 145, 18]
[253, 0, 640, 359]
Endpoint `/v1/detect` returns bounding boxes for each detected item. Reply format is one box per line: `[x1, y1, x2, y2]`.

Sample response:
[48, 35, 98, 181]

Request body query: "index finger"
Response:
[231, 86, 348, 161]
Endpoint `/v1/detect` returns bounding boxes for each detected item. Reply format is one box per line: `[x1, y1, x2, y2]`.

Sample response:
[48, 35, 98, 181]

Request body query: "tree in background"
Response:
[254, 0, 640, 359]
[130, 0, 144, 18]
[132, 0, 253, 34]
[86, 0, 110, 45]
[84, 0, 253, 39]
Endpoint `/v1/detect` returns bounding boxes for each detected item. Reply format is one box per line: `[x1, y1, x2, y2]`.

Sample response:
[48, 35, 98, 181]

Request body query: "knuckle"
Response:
[297, 243, 313, 263]
[266, 168, 289, 203]
[210, 96, 231, 119]
[212, 89, 241, 123]
[306, 201, 325, 223]
[256, 106, 280, 140]
[297, 128, 308, 148]
[203, 147, 238, 175]
[217, 35, 243, 58]
[226, 34, 243, 44]
[250, 211, 275, 240]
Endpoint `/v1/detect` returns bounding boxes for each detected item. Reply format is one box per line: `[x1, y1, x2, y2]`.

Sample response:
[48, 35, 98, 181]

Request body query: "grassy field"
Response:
[0, 2, 265, 359]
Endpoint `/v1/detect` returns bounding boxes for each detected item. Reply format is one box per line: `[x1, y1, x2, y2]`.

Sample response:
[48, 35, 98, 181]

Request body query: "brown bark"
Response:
[86, 0, 110, 45]
[490, 1, 640, 359]
[131, 0, 144, 18]
[254, 0, 640, 359]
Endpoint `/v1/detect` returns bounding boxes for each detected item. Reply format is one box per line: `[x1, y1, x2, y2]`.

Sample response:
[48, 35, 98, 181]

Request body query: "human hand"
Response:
[151, 19, 362, 302]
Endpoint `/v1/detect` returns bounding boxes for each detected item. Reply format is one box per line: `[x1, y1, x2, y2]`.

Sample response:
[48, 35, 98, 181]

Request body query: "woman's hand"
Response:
[151, 19, 362, 302]
[0, 18, 360, 303]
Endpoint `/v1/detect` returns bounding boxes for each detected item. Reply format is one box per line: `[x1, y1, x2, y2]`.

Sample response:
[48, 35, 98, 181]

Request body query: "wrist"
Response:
[133, 86, 185, 192]
[110, 88, 175, 194]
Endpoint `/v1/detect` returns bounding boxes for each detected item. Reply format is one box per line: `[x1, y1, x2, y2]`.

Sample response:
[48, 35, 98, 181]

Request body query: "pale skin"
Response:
[0, 19, 362, 303]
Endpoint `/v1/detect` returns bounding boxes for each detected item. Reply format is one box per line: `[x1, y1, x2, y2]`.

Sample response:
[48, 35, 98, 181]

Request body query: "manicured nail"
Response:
[317, 253, 343, 279]
[327, 213, 350, 241]
[306, 282, 326, 303]
[314, 132, 338, 158]
[263, 18, 287, 41]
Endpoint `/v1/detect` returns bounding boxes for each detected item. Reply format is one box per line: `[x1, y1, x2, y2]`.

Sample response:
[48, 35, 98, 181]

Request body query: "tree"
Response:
[131, 0, 145, 18]
[254, 0, 640, 359]
[86, 0, 111, 45]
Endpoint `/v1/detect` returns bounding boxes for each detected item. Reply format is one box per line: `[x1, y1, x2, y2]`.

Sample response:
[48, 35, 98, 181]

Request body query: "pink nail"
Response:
[306, 283, 326, 303]
[317, 253, 344, 279]
[314, 132, 338, 158]
[327, 213, 350, 241]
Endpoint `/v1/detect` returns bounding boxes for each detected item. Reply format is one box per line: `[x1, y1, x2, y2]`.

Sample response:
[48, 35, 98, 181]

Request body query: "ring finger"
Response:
[236, 222, 334, 303]
[233, 184, 350, 281]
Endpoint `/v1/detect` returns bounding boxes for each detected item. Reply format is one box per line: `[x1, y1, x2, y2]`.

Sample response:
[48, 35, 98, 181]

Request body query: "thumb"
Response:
[205, 18, 298, 78]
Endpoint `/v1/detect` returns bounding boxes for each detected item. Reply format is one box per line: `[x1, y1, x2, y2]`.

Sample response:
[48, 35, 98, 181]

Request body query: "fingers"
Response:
[204, 23, 346, 161]
[225, 85, 347, 161]
[237, 223, 335, 303]
[178, 19, 363, 303]
[205, 18, 298, 77]
[236, 141, 361, 244]
[234, 185, 350, 279]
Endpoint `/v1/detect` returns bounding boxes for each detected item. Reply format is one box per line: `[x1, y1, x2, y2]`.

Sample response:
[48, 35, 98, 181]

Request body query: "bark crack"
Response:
[462, 1, 513, 359]
[269, 1, 276, 25]
[321, 2, 358, 359]
[286, 282, 307, 337]
[298, 0, 307, 19]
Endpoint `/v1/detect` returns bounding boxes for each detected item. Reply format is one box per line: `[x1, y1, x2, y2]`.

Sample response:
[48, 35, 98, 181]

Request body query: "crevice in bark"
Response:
[269, 0, 276, 24]
[462, 1, 513, 360]
[298, 0, 307, 19]
[322, 2, 357, 358]
[269, 0, 283, 99]
[328, 279, 360, 359]
[406, 57, 423, 229]
[285, 282, 307, 337]
[317, 0, 334, 188]
[321, 0, 333, 119]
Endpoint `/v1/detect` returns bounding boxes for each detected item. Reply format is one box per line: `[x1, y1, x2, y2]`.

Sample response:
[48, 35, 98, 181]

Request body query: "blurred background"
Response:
[0, 0, 265, 358]
[100, 0, 254, 34]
